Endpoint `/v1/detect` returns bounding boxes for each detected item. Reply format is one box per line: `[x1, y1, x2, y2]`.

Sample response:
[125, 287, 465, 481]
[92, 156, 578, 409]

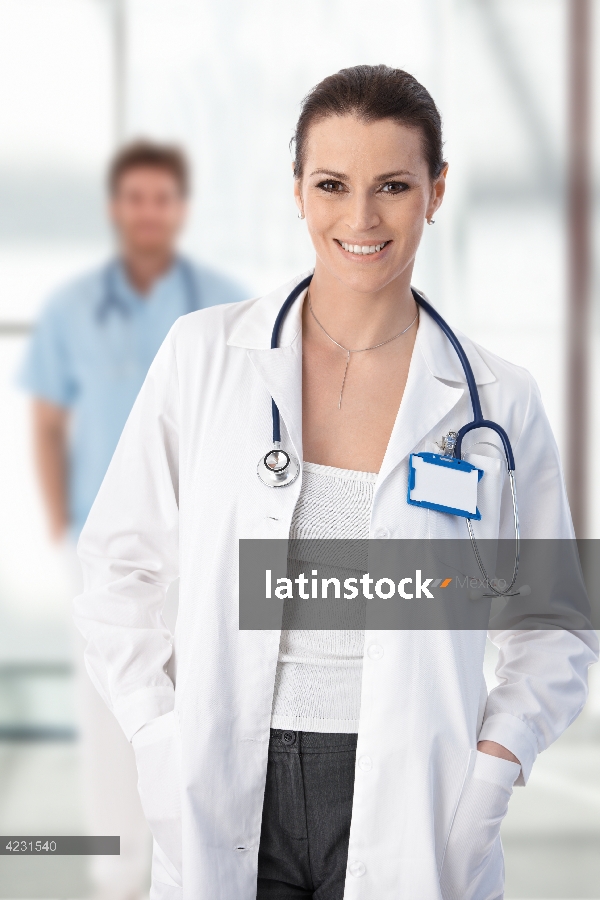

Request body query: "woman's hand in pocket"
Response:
[131, 710, 183, 885]
[477, 740, 520, 764]
[440, 749, 521, 900]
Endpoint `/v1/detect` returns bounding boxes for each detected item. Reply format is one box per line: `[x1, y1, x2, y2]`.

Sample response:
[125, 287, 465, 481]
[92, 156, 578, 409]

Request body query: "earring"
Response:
[298, 211, 305, 220]
[427, 218, 436, 225]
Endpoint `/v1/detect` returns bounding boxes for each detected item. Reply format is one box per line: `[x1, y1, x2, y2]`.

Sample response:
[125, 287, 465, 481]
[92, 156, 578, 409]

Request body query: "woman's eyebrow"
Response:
[310, 168, 348, 179]
[309, 168, 417, 180]
[375, 170, 416, 180]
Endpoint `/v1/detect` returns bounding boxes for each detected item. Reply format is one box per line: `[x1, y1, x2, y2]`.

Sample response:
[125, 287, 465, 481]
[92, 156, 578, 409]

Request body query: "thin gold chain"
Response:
[307, 291, 419, 409]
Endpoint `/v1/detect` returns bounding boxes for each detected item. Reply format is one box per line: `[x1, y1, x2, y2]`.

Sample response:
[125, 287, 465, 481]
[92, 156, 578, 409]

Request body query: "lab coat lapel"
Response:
[247, 342, 303, 462]
[228, 271, 312, 464]
[376, 307, 467, 490]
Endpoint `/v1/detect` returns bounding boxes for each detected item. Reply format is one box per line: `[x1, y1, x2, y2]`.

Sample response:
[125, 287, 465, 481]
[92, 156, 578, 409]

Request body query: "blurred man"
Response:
[20, 140, 246, 900]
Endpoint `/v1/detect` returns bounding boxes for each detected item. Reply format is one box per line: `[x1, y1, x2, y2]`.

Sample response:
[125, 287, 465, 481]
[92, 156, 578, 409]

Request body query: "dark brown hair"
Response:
[292, 65, 445, 181]
[108, 139, 190, 196]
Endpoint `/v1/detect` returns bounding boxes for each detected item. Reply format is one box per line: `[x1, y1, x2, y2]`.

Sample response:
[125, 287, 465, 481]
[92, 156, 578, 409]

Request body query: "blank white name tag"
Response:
[407, 452, 483, 520]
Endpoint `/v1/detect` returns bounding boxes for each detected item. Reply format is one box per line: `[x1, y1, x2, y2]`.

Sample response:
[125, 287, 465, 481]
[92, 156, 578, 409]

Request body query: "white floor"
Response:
[501, 714, 600, 899]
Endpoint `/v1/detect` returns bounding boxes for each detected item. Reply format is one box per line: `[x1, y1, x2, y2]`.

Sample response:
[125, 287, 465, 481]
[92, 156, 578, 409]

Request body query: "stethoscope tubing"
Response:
[410, 288, 515, 471]
[269, 274, 313, 444]
[265, 275, 520, 596]
[270, 276, 516, 472]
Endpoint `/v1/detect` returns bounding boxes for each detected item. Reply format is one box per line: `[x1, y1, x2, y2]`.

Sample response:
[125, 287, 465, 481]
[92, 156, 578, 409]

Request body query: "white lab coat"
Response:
[74, 270, 598, 900]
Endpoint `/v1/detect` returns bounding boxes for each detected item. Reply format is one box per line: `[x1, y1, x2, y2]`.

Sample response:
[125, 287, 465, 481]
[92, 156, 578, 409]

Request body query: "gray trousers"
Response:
[257, 729, 357, 899]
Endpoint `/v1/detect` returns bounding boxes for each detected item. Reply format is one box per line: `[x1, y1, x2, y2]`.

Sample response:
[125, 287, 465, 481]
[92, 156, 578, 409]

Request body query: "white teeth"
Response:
[340, 241, 387, 254]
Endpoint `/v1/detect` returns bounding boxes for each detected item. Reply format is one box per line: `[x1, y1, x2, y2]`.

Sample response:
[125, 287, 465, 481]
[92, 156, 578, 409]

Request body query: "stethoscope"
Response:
[96, 256, 200, 323]
[257, 273, 521, 597]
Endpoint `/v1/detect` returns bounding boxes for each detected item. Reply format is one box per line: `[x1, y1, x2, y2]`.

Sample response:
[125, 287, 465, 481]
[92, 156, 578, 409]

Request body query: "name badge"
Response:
[407, 452, 484, 520]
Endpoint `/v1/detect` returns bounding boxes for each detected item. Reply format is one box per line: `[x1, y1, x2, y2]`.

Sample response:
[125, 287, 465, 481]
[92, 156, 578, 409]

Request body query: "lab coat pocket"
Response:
[132, 709, 182, 885]
[440, 750, 520, 900]
[149, 839, 183, 899]
[462, 451, 506, 541]
[426, 448, 505, 543]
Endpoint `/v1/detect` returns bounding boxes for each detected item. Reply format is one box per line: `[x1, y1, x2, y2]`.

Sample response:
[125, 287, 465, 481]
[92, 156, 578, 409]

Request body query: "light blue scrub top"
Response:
[20, 258, 247, 536]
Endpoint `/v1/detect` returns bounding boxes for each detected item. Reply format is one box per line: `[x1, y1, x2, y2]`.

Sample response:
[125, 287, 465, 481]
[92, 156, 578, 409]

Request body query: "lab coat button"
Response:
[358, 755, 372, 771]
[368, 644, 384, 660]
[349, 860, 366, 877]
[374, 527, 390, 538]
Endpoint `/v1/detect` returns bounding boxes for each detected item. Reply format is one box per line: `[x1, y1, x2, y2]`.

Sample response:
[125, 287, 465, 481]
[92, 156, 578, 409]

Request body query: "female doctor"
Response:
[74, 65, 598, 900]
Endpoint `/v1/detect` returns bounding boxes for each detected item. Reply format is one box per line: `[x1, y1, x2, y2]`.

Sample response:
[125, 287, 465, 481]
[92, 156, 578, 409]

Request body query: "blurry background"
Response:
[0, 0, 599, 897]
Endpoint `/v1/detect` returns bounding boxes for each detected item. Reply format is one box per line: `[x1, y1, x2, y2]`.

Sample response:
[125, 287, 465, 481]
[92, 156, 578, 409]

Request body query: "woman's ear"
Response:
[427, 163, 448, 221]
[293, 176, 304, 219]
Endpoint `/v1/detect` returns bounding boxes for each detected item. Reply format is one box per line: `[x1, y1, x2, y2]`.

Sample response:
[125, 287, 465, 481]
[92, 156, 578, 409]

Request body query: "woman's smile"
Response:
[335, 239, 392, 258]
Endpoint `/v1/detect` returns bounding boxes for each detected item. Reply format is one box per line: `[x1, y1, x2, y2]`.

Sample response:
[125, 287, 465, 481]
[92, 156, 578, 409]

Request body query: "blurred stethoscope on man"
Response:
[96, 256, 201, 322]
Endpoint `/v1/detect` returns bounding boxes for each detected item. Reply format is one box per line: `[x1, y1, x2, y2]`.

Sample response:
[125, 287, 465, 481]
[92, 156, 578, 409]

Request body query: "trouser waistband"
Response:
[268, 728, 358, 753]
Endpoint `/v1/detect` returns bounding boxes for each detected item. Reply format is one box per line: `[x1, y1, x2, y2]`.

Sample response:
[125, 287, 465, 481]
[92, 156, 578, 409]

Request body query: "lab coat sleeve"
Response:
[481, 372, 598, 784]
[73, 327, 180, 742]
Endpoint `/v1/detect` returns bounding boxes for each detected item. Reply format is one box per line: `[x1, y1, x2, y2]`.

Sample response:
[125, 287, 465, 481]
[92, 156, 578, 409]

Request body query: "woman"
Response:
[74, 66, 597, 900]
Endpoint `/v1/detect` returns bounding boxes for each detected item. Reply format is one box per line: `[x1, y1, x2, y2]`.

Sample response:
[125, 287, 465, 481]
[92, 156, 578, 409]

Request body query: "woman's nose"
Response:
[346, 192, 380, 233]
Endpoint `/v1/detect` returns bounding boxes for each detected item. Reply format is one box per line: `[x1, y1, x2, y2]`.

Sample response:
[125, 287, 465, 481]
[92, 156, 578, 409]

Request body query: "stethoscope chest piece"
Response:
[257, 444, 300, 488]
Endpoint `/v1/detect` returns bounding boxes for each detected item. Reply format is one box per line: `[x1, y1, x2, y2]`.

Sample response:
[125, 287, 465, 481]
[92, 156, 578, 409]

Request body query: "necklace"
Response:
[307, 292, 419, 409]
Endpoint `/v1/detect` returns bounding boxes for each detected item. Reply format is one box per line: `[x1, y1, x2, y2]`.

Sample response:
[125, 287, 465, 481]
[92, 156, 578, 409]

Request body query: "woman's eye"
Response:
[380, 182, 408, 194]
[317, 180, 346, 193]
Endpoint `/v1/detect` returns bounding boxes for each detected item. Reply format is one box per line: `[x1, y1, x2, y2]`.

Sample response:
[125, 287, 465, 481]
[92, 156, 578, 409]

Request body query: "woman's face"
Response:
[294, 115, 447, 295]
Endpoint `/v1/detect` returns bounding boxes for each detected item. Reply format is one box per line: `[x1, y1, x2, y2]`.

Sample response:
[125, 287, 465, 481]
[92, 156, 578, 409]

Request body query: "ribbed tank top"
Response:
[270, 461, 376, 733]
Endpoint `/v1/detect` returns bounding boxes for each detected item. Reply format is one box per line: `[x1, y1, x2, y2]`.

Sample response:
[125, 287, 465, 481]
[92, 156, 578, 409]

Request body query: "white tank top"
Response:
[270, 461, 376, 733]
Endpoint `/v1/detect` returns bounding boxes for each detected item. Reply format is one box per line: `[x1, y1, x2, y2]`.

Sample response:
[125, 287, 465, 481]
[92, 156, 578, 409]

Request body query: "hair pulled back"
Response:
[292, 64, 445, 182]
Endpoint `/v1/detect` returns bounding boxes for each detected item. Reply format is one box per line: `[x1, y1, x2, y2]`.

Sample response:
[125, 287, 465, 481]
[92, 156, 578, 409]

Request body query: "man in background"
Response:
[20, 140, 246, 900]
